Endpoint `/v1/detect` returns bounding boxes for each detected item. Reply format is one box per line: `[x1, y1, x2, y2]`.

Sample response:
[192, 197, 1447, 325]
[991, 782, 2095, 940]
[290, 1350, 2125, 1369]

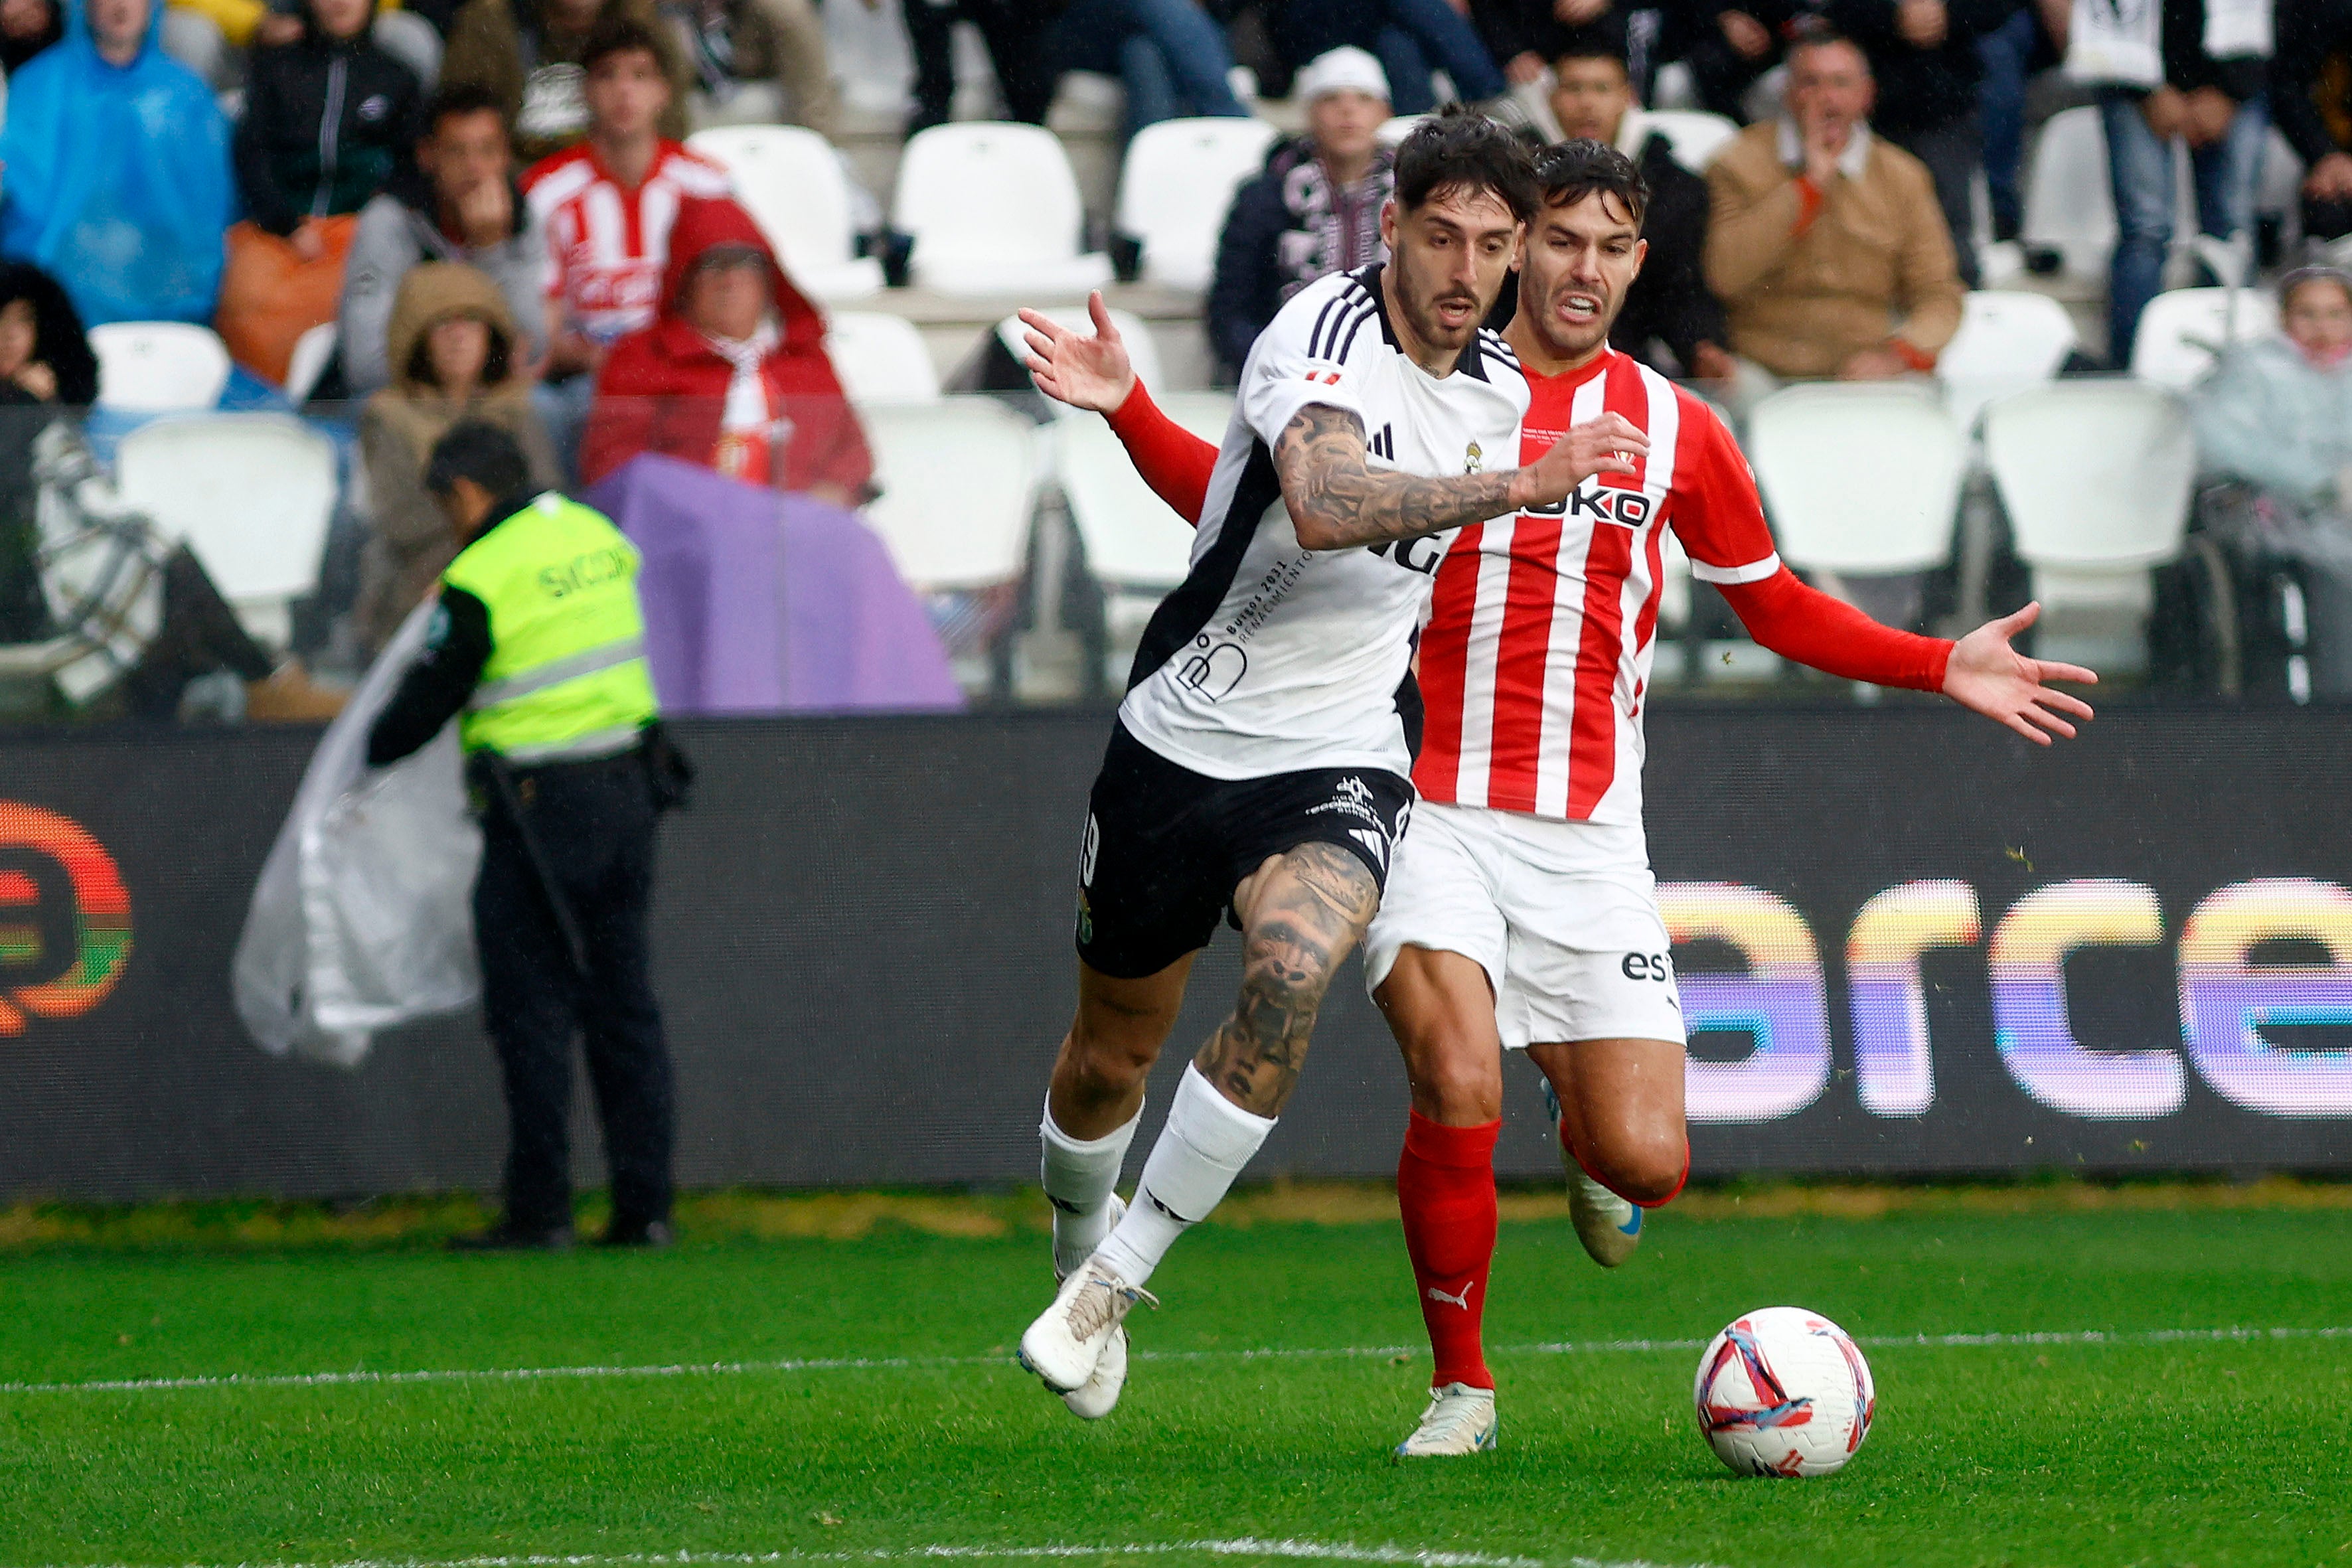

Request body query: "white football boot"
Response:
[1392, 1381, 1498, 1458]
[1056, 1196, 1129, 1420]
[1020, 1251, 1155, 1395]
[1545, 1081, 1642, 1269]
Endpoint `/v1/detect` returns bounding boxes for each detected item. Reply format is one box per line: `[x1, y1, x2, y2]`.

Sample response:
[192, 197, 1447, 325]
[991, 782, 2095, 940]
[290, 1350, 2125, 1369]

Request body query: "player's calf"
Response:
[1199, 842, 1381, 1117]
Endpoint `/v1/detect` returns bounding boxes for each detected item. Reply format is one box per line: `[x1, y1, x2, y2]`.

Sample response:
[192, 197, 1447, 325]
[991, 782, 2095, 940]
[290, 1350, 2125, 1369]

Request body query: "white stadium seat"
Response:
[2021, 106, 2115, 284]
[862, 397, 1040, 591]
[1936, 289, 2078, 433]
[89, 321, 231, 412]
[1745, 384, 1966, 576]
[2129, 286, 2280, 390]
[994, 308, 1164, 415]
[825, 311, 941, 406]
[688, 125, 886, 304]
[113, 413, 339, 649]
[1983, 380, 2196, 674]
[1116, 117, 1279, 293]
[1632, 110, 1739, 172]
[892, 123, 1113, 295]
[284, 321, 339, 403]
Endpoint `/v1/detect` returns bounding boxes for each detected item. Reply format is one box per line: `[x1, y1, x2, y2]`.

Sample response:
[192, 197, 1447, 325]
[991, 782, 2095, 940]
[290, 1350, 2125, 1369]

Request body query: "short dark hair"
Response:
[580, 13, 667, 76]
[1393, 104, 1539, 223]
[1533, 138, 1649, 231]
[426, 82, 509, 138]
[1551, 42, 1631, 75]
[1786, 20, 1871, 72]
[426, 421, 532, 501]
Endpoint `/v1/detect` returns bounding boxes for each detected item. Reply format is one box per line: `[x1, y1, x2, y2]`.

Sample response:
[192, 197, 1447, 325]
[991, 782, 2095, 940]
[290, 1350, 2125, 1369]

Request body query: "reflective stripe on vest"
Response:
[441, 492, 659, 758]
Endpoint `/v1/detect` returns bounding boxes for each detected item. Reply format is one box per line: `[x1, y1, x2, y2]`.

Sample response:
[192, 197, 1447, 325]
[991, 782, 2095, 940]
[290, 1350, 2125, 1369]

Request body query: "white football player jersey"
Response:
[1117, 264, 1529, 781]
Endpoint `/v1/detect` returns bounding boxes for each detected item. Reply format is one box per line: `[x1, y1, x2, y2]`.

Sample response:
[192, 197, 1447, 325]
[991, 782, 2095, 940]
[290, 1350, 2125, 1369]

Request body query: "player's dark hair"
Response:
[580, 13, 668, 76]
[1393, 105, 1539, 223]
[426, 420, 532, 501]
[426, 82, 509, 137]
[1533, 137, 1650, 232]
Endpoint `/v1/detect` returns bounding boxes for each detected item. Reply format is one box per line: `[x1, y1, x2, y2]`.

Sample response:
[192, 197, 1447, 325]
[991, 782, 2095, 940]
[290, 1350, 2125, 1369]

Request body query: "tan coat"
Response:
[354, 263, 562, 655]
[441, 0, 692, 166]
[1703, 121, 1964, 380]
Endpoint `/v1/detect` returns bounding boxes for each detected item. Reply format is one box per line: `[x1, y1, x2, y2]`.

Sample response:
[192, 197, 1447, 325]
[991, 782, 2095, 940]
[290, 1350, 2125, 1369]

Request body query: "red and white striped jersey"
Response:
[523, 141, 733, 346]
[1415, 347, 1780, 826]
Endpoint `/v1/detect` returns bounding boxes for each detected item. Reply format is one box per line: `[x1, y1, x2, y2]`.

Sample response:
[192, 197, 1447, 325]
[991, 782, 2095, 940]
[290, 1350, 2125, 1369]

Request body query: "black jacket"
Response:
[1470, 0, 1632, 67]
[2273, 0, 2352, 163]
[235, 18, 426, 236]
[1206, 140, 1395, 379]
[1614, 132, 1729, 376]
[1822, 0, 2019, 143]
[2160, 0, 2269, 98]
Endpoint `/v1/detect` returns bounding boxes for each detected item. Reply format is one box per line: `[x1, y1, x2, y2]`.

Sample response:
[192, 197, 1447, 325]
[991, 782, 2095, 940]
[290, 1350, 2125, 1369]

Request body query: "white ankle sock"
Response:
[1041, 1093, 1142, 1278]
[1095, 1063, 1275, 1287]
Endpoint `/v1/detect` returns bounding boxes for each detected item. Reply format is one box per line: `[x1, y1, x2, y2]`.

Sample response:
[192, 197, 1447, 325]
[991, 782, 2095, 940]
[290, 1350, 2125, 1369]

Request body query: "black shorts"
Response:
[1073, 722, 1416, 979]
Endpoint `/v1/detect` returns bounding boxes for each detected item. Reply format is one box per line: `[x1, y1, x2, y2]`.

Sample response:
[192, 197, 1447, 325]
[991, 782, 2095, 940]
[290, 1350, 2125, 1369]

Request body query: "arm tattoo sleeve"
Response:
[1273, 403, 1525, 550]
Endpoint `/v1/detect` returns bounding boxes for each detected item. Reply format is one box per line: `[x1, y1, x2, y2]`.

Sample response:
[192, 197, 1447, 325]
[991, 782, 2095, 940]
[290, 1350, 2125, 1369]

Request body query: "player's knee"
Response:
[1406, 1040, 1502, 1123]
[1062, 1016, 1166, 1097]
[1592, 1126, 1688, 1207]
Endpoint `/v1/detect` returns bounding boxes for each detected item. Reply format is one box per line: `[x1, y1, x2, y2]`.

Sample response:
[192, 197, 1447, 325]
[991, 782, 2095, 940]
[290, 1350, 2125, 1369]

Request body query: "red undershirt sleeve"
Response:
[1719, 568, 1954, 690]
[1103, 378, 1220, 527]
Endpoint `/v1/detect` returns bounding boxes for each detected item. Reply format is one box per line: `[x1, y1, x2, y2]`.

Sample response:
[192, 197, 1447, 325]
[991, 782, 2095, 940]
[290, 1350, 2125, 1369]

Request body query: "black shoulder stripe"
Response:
[1305, 292, 1346, 360]
[1332, 299, 1379, 363]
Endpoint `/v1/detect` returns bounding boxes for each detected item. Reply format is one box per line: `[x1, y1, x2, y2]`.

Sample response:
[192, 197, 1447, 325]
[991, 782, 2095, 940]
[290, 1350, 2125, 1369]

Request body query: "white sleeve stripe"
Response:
[1688, 552, 1782, 585]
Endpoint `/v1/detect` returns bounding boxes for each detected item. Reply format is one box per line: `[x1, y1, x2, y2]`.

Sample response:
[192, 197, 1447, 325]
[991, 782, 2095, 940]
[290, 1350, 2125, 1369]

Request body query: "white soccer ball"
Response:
[1693, 1306, 1876, 1478]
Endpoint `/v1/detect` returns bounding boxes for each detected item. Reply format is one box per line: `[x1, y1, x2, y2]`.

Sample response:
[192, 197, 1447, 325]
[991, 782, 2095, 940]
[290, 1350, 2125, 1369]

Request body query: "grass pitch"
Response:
[1, 1192, 2347, 1568]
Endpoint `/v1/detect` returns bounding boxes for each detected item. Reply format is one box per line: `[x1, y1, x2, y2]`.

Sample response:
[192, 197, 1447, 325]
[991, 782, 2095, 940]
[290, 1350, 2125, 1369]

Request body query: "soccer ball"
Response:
[1693, 1306, 1875, 1478]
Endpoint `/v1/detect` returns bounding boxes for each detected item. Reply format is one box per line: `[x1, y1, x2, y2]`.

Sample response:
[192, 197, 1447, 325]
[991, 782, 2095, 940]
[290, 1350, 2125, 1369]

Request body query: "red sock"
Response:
[1397, 1111, 1501, 1391]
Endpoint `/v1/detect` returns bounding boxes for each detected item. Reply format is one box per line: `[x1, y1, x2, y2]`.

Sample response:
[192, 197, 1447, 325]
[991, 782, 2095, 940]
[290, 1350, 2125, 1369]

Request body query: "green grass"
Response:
[3, 1200, 2349, 1568]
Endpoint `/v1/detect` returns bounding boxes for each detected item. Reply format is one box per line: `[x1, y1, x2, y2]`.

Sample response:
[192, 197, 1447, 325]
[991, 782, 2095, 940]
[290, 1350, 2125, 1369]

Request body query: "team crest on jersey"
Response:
[1464, 441, 1484, 473]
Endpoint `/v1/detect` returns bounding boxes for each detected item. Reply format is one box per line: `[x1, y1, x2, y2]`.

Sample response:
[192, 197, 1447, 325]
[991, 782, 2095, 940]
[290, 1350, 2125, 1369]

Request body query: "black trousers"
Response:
[901, 0, 1058, 129]
[473, 749, 672, 1233]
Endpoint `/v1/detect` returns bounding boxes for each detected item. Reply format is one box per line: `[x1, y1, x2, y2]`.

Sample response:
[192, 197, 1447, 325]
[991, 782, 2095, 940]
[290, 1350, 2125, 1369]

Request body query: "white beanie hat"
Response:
[1296, 46, 1391, 107]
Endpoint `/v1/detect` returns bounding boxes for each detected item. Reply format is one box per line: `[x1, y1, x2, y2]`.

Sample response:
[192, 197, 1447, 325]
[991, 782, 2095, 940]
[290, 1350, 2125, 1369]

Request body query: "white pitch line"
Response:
[17, 1539, 1725, 1568]
[3, 1324, 2343, 1400]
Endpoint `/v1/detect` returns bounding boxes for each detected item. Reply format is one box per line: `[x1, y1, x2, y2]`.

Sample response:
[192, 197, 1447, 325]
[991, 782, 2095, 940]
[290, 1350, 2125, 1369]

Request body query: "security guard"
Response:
[369, 421, 675, 1250]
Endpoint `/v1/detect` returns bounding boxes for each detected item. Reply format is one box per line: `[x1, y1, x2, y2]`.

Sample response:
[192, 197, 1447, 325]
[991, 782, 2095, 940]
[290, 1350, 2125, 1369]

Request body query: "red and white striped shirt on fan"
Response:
[1416, 348, 1779, 827]
[523, 141, 733, 347]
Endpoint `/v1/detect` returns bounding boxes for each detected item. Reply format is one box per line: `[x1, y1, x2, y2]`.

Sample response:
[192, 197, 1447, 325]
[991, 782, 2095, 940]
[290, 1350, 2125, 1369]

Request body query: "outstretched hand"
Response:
[1942, 601, 2097, 744]
[1019, 291, 1135, 415]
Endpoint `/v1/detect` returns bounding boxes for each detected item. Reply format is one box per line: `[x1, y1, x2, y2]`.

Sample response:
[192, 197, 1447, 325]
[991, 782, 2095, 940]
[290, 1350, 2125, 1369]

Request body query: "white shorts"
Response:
[1364, 801, 1686, 1051]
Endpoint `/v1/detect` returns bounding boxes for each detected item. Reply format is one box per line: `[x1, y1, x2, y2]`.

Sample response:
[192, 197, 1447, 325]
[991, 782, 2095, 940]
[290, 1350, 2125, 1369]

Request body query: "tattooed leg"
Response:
[1195, 842, 1383, 1119]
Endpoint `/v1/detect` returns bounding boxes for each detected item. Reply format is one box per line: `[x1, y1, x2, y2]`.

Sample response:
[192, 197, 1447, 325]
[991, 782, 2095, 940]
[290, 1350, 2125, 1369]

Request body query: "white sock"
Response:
[1041, 1093, 1142, 1279]
[1094, 1063, 1275, 1287]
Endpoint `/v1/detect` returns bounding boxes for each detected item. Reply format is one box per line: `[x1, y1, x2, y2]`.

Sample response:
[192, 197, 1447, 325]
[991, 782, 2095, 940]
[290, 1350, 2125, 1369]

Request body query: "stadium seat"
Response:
[862, 397, 1039, 591]
[1115, 117, 1280, 293]
[112, 413, 339, 649]
[892, 124, 1113, 295]
[2021, 106, 2116, 283]
[1746, 383, 1966, 577]
[824, 311, 941, 406]
[686, 125, 887, 304]
[1936, 289, 2078, 433]
[1983, 380, 2197, 674]
[992, 308, 1164, 415]
[372, 7, 441, 92]
[89, 322, 231, 412]
[2129, 286, 2280, 389]
[284, 321, 339, 404]
[1058, 390, 1230, 682]
[1632, 110, 1739, 172]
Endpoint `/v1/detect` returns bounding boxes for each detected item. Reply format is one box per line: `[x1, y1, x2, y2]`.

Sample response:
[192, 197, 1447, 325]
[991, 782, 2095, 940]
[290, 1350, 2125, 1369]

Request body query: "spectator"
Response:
[0, 0, 62, 71]
[901, 0, 1057, 131]
[0, 0, 232, 328]
[443, 0, 689, 163]
[2270, 0, 2352, 246]
[1670, 0, 1803, 119]
[2189, 266, 2352, 691]
[523, 13, 732, 469]
[1978, 0, 2065, 247]
[1052, 0, 1251, 142]
[659, 0, 836, 134]
[1206, 46, 1393, 380]
[343, 84, 550, 399]
[580, 195, 872, 505]
[0, 262, 96, 641]
[1705, 31, 1963, 404]
[220, 0, 426, 384]
[2066, 0, 2271, 366]
[354, 262, 560, 655]
[1819, 0, 2016, 285]
[171, 0, 301, 51]
[1269, 0, 1510, 114]
[1473, 0, 1640, 90]
[1545, 40, 1731, 378]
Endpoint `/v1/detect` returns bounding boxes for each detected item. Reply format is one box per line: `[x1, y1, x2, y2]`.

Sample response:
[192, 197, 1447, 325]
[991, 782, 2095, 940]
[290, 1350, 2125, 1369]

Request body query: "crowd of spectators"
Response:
[1, 0, 2350, 696]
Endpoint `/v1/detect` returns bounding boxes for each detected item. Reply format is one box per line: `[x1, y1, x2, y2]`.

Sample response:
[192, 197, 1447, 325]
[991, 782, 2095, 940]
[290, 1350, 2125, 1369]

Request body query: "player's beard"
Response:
[1396, 272, 1489, 357]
